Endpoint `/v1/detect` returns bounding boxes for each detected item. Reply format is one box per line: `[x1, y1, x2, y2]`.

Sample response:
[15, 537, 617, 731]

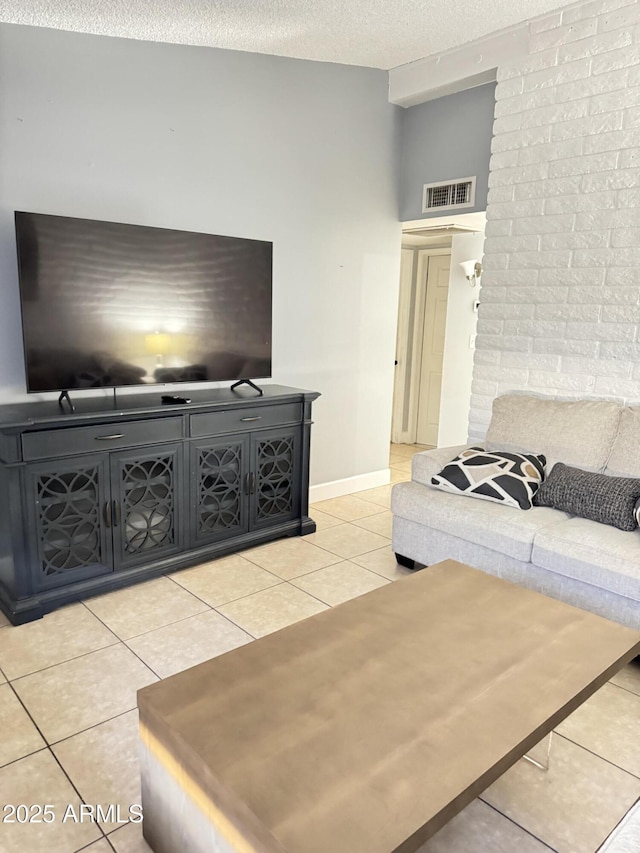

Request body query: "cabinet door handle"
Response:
[104, 501, 112, 529]
[112, 500, 121, 527]
[244, 473, 251, 494]
[240, 417, 262, 422]
[95, 433, 125, 441]
[250, 472, 256, 495]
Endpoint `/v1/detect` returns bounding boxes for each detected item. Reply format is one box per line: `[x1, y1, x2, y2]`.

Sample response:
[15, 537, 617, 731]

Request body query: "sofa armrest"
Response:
[411, 443, 474, 486]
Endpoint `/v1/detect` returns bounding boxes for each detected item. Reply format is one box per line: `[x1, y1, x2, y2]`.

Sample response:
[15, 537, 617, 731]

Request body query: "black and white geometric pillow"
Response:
[431, 446, 546, 511]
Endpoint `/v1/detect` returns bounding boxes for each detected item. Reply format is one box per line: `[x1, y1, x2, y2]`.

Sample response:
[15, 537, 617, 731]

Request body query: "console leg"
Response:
[395, 553, 416, 570]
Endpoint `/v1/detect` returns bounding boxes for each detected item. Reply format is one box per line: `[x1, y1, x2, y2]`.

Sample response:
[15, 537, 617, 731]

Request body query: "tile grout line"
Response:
[243, 527, 393, 568]
[167, 559, 281, 585]
[0, 685, 116, 847]
[206, 606, 258, 640]
[345, 558, 408, 582]
[1, 631, 61, 774]
[282, 580, 337, 610]
[240, 539, 341, 568]
[600, 797, 640, 853]
[6, 675, 68, 749]
[166, 576, 332, 628]
[607, 679, 640, 701]
[85, 567, 351, 649]
[552, 730, 640, 782]
[311, 507, 389, 522]
[72, 823, 116, 851]
[239, 552, 344, 577]
[477, 728, 640, 847]
[176, 552, 282, 583]
[291, 560, 391, 584]
[165, 574, 286, 613]
[47, 746, 115, 845]
[132, 600, 253, 648]
[5, 642, 149, 754]
[346, 495, 392, 508]
[0, 745, 49, 772]
[82, 610, 164, 682]
[289, 569, 391, 605]
[28, 622, 155, 842]
[48, 706, 141, 749]
[214, 579, 332, 625]
[108, 605, 217, 643]
[213, 594, 328, 636]
[87, 579, 302, 645]
[6, 638, 129, 685]
[81, 585, 217, 635]
[479, 798, 559, 852]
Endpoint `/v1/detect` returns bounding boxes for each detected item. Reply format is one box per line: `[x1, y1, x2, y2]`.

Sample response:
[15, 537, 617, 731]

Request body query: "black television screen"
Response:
[14, 212, 273, 393]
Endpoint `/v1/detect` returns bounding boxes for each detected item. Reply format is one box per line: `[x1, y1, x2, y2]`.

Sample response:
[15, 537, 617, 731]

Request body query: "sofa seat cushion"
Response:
[391, 481, 568, 563]
[532, 517, 640, 602]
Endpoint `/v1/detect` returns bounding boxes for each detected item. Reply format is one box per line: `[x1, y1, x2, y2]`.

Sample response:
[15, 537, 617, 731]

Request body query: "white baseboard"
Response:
[309, 469, 390, 503]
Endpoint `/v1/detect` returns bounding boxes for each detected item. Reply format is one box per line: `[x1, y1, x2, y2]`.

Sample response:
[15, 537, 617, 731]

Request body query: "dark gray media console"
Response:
[0, 384, 319, 624]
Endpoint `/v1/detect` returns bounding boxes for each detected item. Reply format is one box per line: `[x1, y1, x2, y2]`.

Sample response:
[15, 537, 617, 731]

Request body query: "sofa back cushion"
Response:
[605, 406, 640, 478]
[485, 394, 622, 473]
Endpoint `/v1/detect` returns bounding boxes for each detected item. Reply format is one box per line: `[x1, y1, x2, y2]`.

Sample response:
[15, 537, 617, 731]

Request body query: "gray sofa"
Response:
[391, 393, 640, 629]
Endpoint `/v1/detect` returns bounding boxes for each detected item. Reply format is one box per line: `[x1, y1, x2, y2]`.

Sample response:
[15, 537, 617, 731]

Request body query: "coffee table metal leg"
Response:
[523, 731, 553, 771]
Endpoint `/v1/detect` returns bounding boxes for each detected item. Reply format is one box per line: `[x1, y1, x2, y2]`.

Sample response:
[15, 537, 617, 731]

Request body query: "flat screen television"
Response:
[14, 212, 273, 393]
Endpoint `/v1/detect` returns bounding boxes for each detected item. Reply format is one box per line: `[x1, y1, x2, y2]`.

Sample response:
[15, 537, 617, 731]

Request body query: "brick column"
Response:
[470, 0, 640, 441]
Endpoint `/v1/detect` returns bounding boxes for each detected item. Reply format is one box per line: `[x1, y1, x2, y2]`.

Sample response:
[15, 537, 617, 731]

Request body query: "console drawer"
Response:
[22, 417, 184, 461]
[190, 403, 302, 437]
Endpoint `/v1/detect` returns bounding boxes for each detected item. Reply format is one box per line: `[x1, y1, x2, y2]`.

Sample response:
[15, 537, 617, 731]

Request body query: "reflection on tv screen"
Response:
[15, 213, 273, 392]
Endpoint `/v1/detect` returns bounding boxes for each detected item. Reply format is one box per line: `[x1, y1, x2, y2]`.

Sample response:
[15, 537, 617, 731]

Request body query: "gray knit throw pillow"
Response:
[534, 462, 640, 531]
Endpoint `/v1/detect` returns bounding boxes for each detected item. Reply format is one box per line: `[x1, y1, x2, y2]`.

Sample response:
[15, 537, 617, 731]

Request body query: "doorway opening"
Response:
[391, 211, 486, 450]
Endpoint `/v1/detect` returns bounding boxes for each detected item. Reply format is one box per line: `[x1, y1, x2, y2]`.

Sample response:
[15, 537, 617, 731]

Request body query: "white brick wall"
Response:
[469, 0, 640, 440]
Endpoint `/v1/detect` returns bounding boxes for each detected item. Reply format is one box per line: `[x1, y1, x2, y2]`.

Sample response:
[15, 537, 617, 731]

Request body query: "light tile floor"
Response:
[0, 443, 638, 852]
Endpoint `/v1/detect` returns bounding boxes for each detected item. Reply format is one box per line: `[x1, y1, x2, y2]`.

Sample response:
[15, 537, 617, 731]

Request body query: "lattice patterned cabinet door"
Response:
[191, 436, 249, 546]
[25, 456, 113, 590]
[250, 428, 301, 529]
[111, 443, 184, 570]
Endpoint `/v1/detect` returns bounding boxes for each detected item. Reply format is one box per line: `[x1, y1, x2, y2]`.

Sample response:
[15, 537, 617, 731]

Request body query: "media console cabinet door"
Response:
[250, 427, 301, 530]
[110, 443, 185, 570]
[23, 454, 114, 591]
[190, 435, 250, 547]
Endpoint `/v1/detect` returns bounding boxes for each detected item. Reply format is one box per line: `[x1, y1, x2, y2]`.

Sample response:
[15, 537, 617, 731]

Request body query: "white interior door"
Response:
[416, 254, 450, 446]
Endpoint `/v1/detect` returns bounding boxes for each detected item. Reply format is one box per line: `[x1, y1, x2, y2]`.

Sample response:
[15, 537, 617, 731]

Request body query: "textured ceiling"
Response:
[2, 0, 577, 69]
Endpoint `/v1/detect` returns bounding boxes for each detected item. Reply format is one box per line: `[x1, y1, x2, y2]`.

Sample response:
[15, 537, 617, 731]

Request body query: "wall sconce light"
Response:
[145, 331, 171, 366]
[460, 259, 482, 287]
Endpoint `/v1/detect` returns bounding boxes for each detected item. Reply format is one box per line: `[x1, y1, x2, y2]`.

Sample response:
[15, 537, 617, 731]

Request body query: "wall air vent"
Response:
[422, 176, 476, 213]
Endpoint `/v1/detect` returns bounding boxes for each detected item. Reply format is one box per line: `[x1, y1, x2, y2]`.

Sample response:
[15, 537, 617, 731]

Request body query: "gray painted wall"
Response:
[0, 24, 401, 489]
[399, 82, 496, 221]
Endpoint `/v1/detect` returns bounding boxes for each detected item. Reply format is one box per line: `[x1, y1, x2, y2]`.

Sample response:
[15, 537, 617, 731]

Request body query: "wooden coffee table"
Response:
[137, 560, 640, 853]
